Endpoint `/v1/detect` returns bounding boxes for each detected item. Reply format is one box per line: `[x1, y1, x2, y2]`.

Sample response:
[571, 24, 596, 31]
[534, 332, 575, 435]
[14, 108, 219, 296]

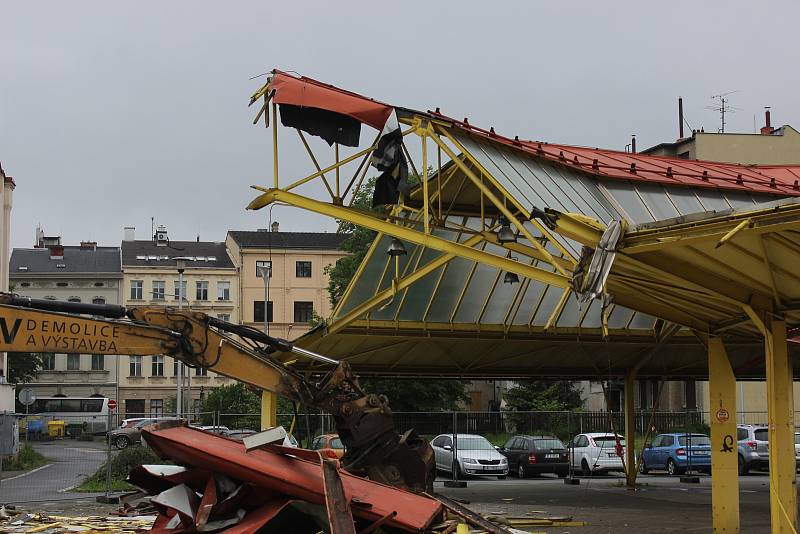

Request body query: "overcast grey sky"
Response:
[2, 1, 799, 249]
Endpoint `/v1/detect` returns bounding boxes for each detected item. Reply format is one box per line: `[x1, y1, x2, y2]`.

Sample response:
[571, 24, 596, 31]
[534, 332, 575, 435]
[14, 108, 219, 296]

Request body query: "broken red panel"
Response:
[143, 424, 442, 532]
[270, 70, 393, 131]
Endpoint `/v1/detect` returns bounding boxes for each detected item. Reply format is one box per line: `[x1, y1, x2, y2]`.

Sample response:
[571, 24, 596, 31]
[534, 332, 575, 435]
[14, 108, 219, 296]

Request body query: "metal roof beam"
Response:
[247, 187, 570, 289]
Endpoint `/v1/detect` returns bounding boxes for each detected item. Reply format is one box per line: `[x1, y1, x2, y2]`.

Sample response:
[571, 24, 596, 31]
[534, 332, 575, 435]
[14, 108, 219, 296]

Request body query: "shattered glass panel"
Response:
[555, 292, 583, 327]
[579, 299, 603, 328]
[607, 305, 634, 329]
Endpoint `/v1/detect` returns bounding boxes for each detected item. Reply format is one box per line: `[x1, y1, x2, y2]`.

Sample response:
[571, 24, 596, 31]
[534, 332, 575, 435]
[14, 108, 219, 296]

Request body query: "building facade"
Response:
[0, 165, 14, 391]
[9, 233, 123, 401]
[118, 226, 238, 418]
[226, 224, 346, 341]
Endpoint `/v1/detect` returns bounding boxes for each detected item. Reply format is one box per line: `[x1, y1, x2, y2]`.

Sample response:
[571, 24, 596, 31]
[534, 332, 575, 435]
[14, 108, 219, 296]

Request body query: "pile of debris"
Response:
[0, 512, 156, 532]
[135, 422, 445, 533]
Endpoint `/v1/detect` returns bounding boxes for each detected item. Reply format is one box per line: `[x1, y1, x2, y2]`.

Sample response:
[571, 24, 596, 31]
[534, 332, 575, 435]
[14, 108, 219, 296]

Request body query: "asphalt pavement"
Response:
[0, 440, 111, 504]
[435, 471, 776, 533]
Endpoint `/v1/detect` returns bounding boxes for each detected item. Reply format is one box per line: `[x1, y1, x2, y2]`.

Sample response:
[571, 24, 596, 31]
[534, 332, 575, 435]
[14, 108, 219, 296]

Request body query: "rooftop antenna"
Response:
[706, 90, 740, 133]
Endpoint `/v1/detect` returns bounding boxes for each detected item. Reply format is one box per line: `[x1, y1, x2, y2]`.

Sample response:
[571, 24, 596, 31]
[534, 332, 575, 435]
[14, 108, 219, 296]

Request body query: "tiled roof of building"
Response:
[10, 246, 121, 275]
[121, 241, 234, 269]
[227, 231, 347, 250]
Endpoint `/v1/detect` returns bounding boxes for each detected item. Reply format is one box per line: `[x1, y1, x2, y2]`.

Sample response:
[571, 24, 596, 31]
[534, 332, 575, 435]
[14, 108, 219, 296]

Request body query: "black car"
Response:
[498, 435, 569, 478]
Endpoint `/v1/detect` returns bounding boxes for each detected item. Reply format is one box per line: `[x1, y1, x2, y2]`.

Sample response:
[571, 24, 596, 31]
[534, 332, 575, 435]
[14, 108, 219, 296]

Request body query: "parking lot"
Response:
[436, 472, 776, 533]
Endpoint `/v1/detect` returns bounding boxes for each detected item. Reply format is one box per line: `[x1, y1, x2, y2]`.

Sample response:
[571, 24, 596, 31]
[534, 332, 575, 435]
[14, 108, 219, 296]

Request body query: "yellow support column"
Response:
[708, 337, 739, 533]
[260, 390, 278, 431]
[624, 369, 637, 488]
[765, 319, 796, 533]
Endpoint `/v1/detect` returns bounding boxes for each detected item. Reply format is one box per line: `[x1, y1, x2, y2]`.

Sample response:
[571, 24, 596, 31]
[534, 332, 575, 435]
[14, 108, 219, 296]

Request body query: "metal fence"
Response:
[0, 409, 791, 505]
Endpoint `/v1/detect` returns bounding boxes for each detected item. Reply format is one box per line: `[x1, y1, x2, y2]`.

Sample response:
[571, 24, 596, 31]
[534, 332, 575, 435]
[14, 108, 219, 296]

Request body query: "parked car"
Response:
[118, 418, 148, 429]
[430, 434, 508, 479]
[568, 433, 626, 476]
[190, 425, 230, 435]
[795, 432, 800, 471]
[737, 424, 769, 474]
[640, 433, 711, 475]
[109, 417, 179, 449]
[498, 435, 568, 478]
[311, 434, 345, 458]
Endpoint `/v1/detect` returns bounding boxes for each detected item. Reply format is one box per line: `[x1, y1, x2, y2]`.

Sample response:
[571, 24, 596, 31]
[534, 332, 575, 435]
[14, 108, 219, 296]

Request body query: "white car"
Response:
[569, 432, 626, 476]
[430, 434, 508, 479]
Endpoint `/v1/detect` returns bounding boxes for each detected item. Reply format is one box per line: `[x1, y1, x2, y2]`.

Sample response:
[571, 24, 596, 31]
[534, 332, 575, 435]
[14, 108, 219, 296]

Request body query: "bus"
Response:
[29, 396, 111, 436]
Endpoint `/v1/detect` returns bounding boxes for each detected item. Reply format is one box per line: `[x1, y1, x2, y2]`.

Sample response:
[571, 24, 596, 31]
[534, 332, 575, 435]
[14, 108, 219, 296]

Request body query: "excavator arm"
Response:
[0, 294, 434, 492]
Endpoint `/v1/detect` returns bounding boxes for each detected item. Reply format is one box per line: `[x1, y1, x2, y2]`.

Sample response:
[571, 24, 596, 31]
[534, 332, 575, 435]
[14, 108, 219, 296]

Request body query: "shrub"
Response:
[1, 444, 47, 470]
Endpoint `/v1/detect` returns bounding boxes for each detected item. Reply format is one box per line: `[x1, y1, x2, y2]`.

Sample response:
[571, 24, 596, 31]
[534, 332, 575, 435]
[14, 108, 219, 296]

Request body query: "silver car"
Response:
[737, 424, 769, 473]
[430, 434, 508, 479]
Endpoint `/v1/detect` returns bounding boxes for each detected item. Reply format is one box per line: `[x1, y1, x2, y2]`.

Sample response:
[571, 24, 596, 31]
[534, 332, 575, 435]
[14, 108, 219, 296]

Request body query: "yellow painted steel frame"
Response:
[248, 188, 569, 289]
[261, 391, 278, 431]
[708, 336, 739, 533]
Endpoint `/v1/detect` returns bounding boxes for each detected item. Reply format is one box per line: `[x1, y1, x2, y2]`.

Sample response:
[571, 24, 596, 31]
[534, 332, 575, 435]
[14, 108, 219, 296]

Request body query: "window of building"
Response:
[196, 367, 208, 376]
[92, 297, 105, 305]
[130, 280, 143, 300]
[125, 399, 145, 418]
[217, 281, 231, 301]
[91, 354, 104, 371]
[20, 282, 30, 287]
[174, 280, 187, 302]
[67, 353, 80, 370]
[151, 355, 164, 377]
[296, 261, 312, 278]
[150, 399, 163, 417]
[294, 301, 314, 323]
[94, 282, 104, 287]
[68, 297, 81, 303]
[255, 260, 272, 277]
[253, 301, 273, 323]
[173, 358, 178, 377]
[56, 282, 68, 287]
[41, 354, 55, 371]
[196, 281, 209, 301]
[217, 313, 230, 322]
[153, 280, 165, 300]
[129, 356, 142, 377]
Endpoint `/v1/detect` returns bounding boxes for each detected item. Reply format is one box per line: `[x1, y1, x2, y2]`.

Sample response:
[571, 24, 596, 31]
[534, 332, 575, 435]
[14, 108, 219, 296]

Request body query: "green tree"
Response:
[504, 380, 583, 412]
[324, 172, 468, 412]
[7, 352, 42, 384]
[359, 378, 469, 412]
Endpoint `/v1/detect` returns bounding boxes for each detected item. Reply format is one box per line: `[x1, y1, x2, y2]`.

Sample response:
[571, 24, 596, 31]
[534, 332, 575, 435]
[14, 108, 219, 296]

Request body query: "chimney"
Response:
[271, 221, 279, 233]
[760, 107, 774, 135]
[678, 97, 684, 138]
[631, 135, 637, 154]
[35, 225, 45, 248]
[49, 245, 64, 259]
[79, 241, 97, 250]
[123, 226, 135, 241]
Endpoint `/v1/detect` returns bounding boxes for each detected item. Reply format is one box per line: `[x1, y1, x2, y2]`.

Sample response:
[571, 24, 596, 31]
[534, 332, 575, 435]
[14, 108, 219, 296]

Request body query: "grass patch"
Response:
[1, 444, 48, 471]
[73, 446, 164, 493]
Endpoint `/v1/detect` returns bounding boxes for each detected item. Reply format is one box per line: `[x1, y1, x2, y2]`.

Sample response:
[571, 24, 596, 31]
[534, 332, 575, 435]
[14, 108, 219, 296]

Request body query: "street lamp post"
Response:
[256, 264, 271, 335]
[176, 258, 186, 418]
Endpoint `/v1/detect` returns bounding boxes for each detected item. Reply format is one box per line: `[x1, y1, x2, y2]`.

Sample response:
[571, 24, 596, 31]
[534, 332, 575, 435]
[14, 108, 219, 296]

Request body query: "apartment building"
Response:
[9, 230, 123, 400]
[226, 223, 347, 340]
[118, 226, 238, 418]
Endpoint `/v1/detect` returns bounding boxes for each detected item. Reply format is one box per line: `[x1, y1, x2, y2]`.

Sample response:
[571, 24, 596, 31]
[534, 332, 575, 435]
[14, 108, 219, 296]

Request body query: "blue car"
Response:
[640, 433, 711, 475]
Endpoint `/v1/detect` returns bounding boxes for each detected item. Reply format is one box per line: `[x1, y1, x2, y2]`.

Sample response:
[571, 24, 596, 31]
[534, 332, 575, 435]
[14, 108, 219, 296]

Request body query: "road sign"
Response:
[17, 388, 36, 406]
[108, 399, 117, 411]
[715, 408, 730, 423]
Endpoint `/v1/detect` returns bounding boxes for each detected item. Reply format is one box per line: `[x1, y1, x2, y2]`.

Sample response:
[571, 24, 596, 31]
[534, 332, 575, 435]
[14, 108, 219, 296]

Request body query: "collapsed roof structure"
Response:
[246, 70, 800, 380]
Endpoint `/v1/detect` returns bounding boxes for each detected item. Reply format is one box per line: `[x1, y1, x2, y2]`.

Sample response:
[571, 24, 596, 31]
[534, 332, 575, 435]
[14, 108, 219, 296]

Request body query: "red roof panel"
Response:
[262, 71, 800, 197]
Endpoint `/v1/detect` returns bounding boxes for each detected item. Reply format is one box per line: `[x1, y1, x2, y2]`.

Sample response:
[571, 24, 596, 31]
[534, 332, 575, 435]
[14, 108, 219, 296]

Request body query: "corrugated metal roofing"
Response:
[227, 230, 346, 250]
[257, 71, 800, 196]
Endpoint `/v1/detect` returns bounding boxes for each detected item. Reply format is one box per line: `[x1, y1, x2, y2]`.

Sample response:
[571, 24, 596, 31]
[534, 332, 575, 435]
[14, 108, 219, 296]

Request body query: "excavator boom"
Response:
[0, 294, 434, 492]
